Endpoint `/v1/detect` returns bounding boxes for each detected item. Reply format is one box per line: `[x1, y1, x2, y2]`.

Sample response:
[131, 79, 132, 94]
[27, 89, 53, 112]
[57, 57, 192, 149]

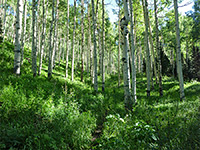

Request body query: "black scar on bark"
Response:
[121, 57, 126, 62]
[147, 90, 150, 96]
[120, 16, 126, 24]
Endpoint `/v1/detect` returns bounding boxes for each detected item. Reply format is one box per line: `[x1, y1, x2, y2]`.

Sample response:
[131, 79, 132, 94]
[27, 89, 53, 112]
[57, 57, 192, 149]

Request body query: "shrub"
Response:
[0, 85, 96, 149]
[96, 114, 158, 150]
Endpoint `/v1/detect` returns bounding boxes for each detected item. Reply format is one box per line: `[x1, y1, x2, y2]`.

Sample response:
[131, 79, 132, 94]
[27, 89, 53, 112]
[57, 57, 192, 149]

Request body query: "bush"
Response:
[96, 114, 158, 150]
[0, 85, 96, 149]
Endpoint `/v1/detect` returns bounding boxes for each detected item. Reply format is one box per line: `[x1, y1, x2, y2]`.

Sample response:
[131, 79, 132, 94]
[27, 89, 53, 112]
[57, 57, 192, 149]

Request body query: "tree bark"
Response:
[154, 0, 163, 96]
[129, 0, 137, 103]
[2, 0, 7, 41]
[142, 0, 151, 96]
[52, 0, 59, 69]
[20, 0, 27, 65]
[81, 0, 84, 82]
[38, 0, 48, 75]
[102, 0, 105, 92]
[121, 0, 132, 110]
[32, 0, 37, 77]
[48, 0, 55, 78]
[14, 0, 23, 75]
[174, 0, 185, 100]
[92, 0, 98, 92]
[65, 0, 69, 78]
[36, 0, 41, 57]
[118, 2, 121, 87]
[71, 0, 76, 82]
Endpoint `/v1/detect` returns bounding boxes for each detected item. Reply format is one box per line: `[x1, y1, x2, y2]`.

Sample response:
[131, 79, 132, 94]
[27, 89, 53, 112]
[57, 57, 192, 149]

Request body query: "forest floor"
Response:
[0, 41, 200, 149]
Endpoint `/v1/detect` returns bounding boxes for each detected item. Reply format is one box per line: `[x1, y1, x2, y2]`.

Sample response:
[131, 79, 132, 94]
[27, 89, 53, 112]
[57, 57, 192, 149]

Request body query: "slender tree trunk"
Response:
[172, 48, 175, 77]
[154, 0, 163, 96]
[129, 0, 137, 103]
[101, 0, 105, 92]
[21, 0, 27, 65]
[11, 5, 16, 44]
[14, 0, 23, 75]
[2, 0, 7, 41]
[48, 0, 55, 78]
[86, 3, 90, 75]
[118, 3, 121, 87]
[87, 2, 92, 80]
[71, 0, 76, 82]
[92, 0, 98, 92]
[186, 40, 189, 72]
[174, 0, 185, 100]
[121, 0, 132, 110]
[58, 38, 62, 65]
[32, 0, 37, 76]
[38, 0, 48, 75]
[52, 0, 59, 69]
[142, 0, 151, 96]
[36, 0, 41, 57]
[62, 38, 65, 63]
[65, 0, 69, 78]
[81, 0, 84, 82]
[148, 19, 158, 83]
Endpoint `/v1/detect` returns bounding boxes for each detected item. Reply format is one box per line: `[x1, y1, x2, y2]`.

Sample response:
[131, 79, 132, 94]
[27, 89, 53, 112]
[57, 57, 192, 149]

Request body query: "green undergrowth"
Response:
[0, 41, 200, 149]
[95, 75, 200, 149]
[0, 41, 101, 149]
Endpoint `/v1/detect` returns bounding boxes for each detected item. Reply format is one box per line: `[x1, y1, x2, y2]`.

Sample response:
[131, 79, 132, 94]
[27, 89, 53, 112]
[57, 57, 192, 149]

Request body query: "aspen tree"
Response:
[86, 1, 90, 75]
[36, 0, 41, 56]
[102, 0, 105, 92]
[65, 0, 69, 78]
[21, 0, 27, 65]
[52, 0, 59, 69]
[48, 0, 55, 78]
[148, 18, 158, 84]
[14, 0, 23, 75]
[71, 0, 76, 82]
[121, 0, 132, 110]
[154, 0, 163, 96]
[2, 0, 7, 41]
[129, 0, 137, 103]
[174, 0, 185, 100]
[38, 0, 48, 75]
[81, 0, 84, 82]
[118, 1, 121, 87]
[32, 0, 37, 76]
[142, 0, 151, 96]
[92, 0, 98, 92]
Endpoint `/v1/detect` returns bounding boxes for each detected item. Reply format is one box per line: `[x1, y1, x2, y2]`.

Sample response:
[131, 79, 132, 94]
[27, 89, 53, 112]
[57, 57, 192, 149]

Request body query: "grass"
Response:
[0, 41, 200, 149]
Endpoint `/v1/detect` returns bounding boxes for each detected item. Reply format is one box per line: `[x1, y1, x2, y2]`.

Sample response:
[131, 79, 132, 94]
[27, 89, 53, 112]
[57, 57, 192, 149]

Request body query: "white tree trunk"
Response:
[71, 0, 76, 82]
[129, 0, 137, 103]
[38, 0, 48, 75]
[65, 0, 69, 78]
[21, 0, 27, 65]
[14, 0, 23, 75]
[48, 0, 55, 78]
[52, 0, 59, 69]
[2, 0, 7, 41]
[121, 0, 132, 110]
[118, 3, 121, 87]
[81, 0, 84, 82]
[36, 0, 41, 57]
[148, 17, 158, 83]
[102, 0, 105, 92]
[154, 0, 163, 96]
[92, 0, 98, 92]
[174, 0, 185, 100]
[142, 0, 151, 96]
[32, 0, 37, 76]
